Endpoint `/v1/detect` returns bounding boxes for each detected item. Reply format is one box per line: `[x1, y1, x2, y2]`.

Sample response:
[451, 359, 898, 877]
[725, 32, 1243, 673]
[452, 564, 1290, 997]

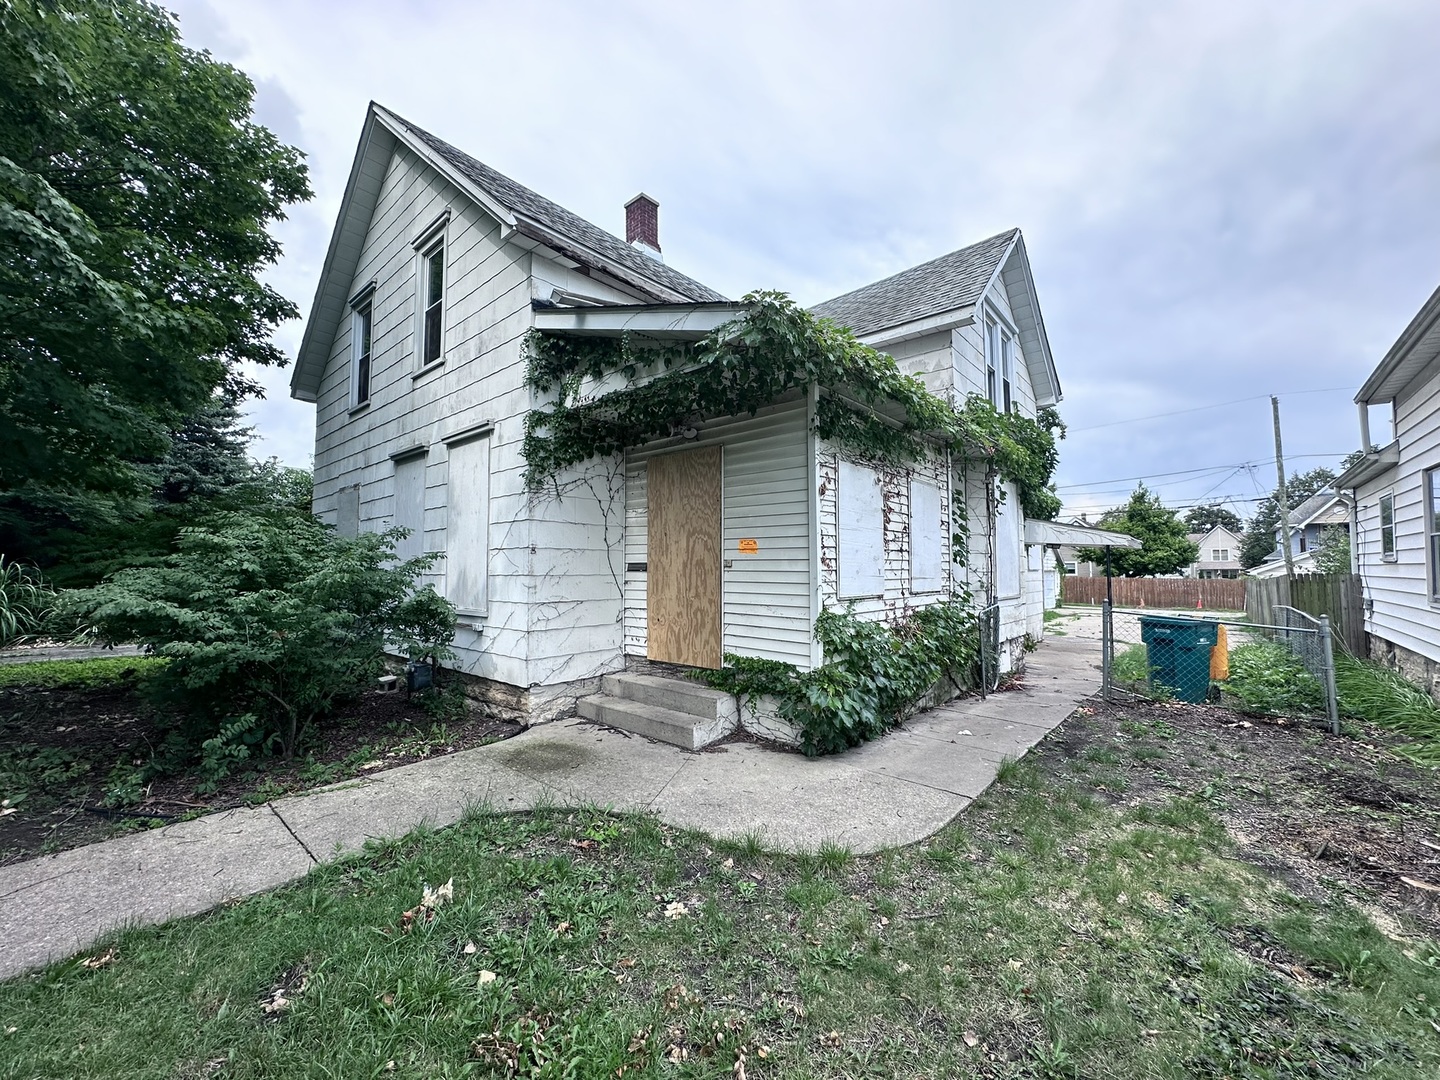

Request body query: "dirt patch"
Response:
[0, 681, 521, 865]
[1034, 696, 1440, 933]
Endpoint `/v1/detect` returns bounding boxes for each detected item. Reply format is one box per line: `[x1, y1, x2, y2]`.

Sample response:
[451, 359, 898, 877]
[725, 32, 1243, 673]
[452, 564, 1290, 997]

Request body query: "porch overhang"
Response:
[1334, 441, 1400, 489]
[531, 302, 747, 339]
[1023, 520, 1142, 549]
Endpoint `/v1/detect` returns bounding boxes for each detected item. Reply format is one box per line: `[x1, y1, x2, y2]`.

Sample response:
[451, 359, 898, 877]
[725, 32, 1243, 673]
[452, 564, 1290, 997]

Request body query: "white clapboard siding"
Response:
[1355, 361, 1440, 662]
[624, 399, 813, 668]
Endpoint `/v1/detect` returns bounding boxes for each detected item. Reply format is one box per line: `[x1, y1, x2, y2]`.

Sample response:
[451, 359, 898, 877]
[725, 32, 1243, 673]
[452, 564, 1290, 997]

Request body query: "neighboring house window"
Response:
[446, 433, 490, 614]
[1427, 468, 1440, 602]
[420, 239, 445, 367]
[1063, 561, 1078, 574]
[985, 318, 999, 407]
[1000, 331, 1014, 413]
[351, 300, 372, 407]
[838, 461, 884, 598]
[392, 452, 427, 564]
[1213, 548, 1229, 561]
[1379, 491, 1396, 559]
[909, 478, 945, 593]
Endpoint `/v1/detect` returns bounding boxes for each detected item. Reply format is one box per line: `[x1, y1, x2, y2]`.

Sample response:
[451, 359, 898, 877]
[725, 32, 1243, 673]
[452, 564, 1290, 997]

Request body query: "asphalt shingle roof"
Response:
[810, 229, 1019, 335]
[388, 111, 727, 304]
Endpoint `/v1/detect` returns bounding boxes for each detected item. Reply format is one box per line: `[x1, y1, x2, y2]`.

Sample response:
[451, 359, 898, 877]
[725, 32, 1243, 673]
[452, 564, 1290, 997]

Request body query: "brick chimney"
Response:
[624, 193, 662, 261]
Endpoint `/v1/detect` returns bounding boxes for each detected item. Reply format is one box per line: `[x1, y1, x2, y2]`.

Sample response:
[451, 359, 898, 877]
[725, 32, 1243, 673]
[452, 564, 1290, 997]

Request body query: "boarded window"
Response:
[909, 478, 945, 593]
[446, 436, 489, 613]
[995, 488, 1021, 598]
[393, 453, 427, 563]
[335, 484, 360, 538]
[838, 461, 883, 598]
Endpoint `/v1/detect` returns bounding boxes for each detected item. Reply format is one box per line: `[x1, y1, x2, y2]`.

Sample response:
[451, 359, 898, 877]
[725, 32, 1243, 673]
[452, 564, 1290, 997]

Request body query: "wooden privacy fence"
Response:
[1061, 576, 1247, 610]
[1245, 573, 1365, 656]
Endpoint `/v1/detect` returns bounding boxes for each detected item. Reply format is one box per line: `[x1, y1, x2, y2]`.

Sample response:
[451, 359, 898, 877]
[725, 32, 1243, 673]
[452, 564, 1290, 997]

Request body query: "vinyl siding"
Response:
[1353, 359, 1440, 663]
[623, 398, 813, 668]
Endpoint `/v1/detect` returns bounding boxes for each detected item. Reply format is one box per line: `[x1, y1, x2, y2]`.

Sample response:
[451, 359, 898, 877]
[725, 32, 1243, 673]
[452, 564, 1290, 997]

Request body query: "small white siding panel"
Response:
[623, 398, 812, 668]
[910, 478, 945, 592]
[837, 462, 885, 598]
[446, 434, 490, 615]
[392, 453, 426, 562]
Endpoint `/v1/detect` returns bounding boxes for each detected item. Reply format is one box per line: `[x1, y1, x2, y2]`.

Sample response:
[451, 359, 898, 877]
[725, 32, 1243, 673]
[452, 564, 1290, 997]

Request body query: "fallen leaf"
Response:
[555, 921, 571, 935]
[80, 948, 117, 970]
[463, 941, 477, 955]
[722, 857, 734, 869]
[478, 970, 497, 985]
[963, 1031, 979, 1048]
[380, 992, 395, 1005]
[1006, 959, 1023, 970]
[664, 901, 689, 919]
[757, 1046, 770, 1059]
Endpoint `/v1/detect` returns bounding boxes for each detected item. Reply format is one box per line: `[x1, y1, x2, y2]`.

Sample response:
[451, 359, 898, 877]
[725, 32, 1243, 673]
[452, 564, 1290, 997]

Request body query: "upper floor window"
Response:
[1213, 548, 1229, 561]
[420, 239, 445, 368]
[1426, 468, 1440, 602]
[985, 318, 999, 407]
[1379, 491, 1396, 560]
[351, 300, 372, 407]
[1000, 330, 1014, 413]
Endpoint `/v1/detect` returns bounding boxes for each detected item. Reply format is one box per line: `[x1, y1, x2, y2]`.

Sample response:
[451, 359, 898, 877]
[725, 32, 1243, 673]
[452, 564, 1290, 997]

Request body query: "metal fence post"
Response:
[1319, 614, 1340, 736]
[1102, 599, 1112, 702]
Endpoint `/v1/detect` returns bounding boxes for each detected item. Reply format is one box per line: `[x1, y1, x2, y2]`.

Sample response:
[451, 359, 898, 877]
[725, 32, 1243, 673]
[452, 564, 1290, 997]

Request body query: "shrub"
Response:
[1222, 641, 1325, 715]
[1334, 654, 1440, 764]
[0, 556, 57, 647]
[67, 513, 456, 767]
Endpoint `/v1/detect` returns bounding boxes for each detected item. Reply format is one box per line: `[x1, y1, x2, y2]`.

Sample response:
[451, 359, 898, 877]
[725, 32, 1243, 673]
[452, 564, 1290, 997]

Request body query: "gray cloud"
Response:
[166, 0, 1440, 521]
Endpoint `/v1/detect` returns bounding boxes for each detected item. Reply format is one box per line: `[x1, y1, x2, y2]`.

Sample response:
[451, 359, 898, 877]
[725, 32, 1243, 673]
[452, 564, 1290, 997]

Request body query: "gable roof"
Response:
[1286, 490, 1350, 530]
[290, 103, 724, 401]
[385, 110, 726, 307]
[811, 229, 1018, 336]
[810, 229, 1061, 406]
[1355, 282, 1440, 405]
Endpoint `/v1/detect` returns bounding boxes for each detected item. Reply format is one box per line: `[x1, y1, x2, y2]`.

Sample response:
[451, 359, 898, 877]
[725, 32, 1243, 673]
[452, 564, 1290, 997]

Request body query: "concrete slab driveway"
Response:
[0, 634, 1099, 979]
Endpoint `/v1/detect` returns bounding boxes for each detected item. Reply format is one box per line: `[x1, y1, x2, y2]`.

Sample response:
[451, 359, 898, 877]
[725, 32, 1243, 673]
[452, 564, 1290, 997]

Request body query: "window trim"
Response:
[984, 318, 999, 407]
[1000, 329, 1014, 413]
[417, 237, 446, 371]
[347, 281, 376, 413]
[1426, 467, 1440, 604]
[1379, 490, 1397, 562]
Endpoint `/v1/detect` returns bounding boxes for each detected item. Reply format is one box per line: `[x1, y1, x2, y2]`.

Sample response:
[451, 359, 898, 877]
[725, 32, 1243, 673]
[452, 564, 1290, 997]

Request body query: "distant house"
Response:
[1186, 525, 1243, 579]
[1336, 283, 1440, 697]
[289, 103, 1074, 744]
[1247, 492, 1352, 579]
[1055, 517, 1104, 577]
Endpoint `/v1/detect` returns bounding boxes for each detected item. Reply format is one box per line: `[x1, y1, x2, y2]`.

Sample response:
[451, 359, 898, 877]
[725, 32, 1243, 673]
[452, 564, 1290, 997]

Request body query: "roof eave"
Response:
[1355, 283, 1440, 405]
[532, 302, 747, 338]
[1335, 442, 1401, 489]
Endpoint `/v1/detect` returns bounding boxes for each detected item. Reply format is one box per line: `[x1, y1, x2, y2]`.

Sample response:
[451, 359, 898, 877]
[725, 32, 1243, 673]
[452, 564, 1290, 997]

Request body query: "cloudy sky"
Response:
[170, 0, 1440, 524]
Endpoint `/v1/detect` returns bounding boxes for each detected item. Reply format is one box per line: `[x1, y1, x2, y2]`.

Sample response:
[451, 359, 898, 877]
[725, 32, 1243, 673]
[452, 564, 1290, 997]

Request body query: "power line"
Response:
[1066, 386, 1354, 435]
[1055, 453, 1350, 492]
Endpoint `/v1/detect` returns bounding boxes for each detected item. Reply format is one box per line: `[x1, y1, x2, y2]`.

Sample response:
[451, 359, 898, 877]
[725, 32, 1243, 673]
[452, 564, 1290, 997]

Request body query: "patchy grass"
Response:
[3, 741, 1438, 1078]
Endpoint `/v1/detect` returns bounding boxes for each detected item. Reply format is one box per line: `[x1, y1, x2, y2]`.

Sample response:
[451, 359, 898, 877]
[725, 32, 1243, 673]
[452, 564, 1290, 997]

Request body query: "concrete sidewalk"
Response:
[0, 635, 1099, 979]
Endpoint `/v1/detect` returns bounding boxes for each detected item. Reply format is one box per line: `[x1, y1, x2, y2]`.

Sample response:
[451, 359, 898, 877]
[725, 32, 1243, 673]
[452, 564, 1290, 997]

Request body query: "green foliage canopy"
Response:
[67, 514, 456, 766]
[0, 0, 310, 547]
[1075, 484, 1199, 577]
[524, 292, 1065, 520]
[1184, 503, 1243, 535]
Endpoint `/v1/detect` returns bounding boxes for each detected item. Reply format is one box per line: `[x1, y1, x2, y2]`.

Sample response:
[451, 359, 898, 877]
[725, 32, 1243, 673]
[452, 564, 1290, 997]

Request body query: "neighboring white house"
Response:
[1186, 525, 1244, 579]
[1247, 492, 1351, 580]
[290, 104, 1078, 743]
[1335, 282, 1440, 699]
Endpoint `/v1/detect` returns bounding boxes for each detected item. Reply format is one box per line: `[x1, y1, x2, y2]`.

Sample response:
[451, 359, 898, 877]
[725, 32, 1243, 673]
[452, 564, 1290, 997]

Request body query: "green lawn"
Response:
[2, 755, 1436, 1079]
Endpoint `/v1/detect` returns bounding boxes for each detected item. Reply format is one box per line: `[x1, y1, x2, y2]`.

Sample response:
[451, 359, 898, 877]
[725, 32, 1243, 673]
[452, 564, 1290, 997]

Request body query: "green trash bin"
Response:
[1138, 616, 1218, 703]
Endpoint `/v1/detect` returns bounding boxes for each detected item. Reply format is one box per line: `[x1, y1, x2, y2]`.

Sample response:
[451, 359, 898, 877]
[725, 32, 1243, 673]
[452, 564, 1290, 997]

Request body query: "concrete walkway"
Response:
[0, 635, 1099, 979]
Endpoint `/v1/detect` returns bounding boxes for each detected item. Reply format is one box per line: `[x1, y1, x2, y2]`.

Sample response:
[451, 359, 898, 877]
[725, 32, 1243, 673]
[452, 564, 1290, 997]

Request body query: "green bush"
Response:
[0, 556, 57, 647]
[1334, 654, 1440, 764]
[67, 513, 456, 771]
[705, 600, 980, 757]
[1111, 643, 1149, 686]
[1222, 641, 1325, 715]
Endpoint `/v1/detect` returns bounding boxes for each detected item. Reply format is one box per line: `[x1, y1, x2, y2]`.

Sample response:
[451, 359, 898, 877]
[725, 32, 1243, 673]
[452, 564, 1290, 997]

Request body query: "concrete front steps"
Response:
[577, 672, 738, 750]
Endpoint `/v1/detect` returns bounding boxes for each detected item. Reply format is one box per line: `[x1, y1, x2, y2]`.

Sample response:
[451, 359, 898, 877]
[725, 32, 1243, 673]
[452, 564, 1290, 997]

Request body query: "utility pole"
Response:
[1272, 395, 1296, 605]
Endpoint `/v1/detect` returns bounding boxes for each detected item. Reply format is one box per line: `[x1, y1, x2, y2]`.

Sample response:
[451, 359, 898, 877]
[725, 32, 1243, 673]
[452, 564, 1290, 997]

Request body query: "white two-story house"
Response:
[290, 104, 1069, 745]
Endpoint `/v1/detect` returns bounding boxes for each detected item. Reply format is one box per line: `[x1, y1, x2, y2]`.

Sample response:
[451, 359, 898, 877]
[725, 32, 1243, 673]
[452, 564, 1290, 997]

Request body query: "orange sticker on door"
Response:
[737, 538, 759, 554]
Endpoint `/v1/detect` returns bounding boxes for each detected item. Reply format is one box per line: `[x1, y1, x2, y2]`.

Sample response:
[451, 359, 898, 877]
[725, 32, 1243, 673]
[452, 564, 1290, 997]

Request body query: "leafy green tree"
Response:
[68, 515, 456, 770]
[1184, 503, 1243, 534]
[1075, 484, 1199, 577]
[1239, 466, 1336, 570]
[1313, 526, 1352, 575]
[0, 0, 310, 559]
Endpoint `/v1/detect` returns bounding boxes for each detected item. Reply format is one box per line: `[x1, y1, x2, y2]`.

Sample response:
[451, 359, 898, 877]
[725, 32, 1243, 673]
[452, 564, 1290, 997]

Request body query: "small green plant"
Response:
[1111, 643, 1149, 685]
[0, 656, 166, 690]
[1223, 642, 1325, 715]
[0, 557, 57, 647]
[1334, 654, 1440, 763]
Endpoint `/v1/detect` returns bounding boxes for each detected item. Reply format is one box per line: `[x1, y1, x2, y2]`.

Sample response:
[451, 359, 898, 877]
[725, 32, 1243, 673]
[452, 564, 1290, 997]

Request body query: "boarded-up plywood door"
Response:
[647, 445, 722, 668]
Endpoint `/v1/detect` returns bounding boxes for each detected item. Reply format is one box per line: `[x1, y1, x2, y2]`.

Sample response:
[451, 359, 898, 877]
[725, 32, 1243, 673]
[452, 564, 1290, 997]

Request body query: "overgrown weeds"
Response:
[1335, 654, 1440, 764]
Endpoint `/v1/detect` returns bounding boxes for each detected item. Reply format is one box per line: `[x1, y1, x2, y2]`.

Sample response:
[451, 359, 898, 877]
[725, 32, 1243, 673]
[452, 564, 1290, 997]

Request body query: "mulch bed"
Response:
[0, 681, 521, 866]
[1037, 695, 1440, 933]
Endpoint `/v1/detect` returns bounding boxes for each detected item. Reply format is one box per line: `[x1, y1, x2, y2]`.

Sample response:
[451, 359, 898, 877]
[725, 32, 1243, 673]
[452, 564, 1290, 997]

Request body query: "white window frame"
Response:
[837, 461, 884, 599]
[350, 301, 373, 409]
[418, 238, 446, 371]
[985, 318, 999, 407]
[1379, 490, 1396, 561]
[1426, 467, 1440, 604]
[1000, 330, 1014, 413]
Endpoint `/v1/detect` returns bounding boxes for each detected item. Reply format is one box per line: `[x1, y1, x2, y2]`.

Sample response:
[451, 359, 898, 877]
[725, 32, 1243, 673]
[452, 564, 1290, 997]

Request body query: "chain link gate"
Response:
[1100, 600, 1339, 732]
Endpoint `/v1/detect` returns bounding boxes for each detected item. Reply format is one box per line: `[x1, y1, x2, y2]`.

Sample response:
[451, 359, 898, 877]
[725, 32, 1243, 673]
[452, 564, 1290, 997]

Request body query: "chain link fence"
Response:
[1100, 601, 1339, 733]
[976, 603, 1001, 697]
